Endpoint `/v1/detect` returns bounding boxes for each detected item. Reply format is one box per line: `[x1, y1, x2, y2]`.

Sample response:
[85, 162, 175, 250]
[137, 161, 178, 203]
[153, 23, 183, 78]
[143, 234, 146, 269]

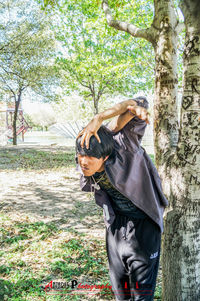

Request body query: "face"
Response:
[77, 154, 108, 176]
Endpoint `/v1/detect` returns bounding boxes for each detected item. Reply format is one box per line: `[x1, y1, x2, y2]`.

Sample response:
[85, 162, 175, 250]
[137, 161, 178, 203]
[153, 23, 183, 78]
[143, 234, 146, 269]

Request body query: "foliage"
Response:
[0, 0, 59, 103]
[52, 94, 117, 123]
[42, 0, 154, 114]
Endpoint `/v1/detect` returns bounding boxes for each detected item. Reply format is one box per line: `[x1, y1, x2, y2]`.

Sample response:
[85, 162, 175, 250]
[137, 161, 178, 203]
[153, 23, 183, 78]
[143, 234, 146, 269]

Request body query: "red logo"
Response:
[45, 280, 53, 290]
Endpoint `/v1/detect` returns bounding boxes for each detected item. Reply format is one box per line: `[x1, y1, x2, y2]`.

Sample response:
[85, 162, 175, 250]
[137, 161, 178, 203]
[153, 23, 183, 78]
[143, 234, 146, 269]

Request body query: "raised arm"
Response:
[107, 103, 149, 132]
[77, 98, 149, 149]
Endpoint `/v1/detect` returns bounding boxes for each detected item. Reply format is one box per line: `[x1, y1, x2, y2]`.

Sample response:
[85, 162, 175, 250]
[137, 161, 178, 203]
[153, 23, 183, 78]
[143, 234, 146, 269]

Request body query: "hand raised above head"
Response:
[76, 115, 102, 149]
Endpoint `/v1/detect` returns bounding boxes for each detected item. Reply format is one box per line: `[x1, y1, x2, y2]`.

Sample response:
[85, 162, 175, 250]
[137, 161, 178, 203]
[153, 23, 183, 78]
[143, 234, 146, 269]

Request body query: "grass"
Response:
[0, 212, 162, 301]
[0, 147, 75, 170]
[0, 213, 113, 300]
[0, 147, 161, 300]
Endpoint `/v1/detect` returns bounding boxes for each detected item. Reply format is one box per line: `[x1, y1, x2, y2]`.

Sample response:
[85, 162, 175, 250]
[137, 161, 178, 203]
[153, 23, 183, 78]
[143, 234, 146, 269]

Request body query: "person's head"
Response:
[76, 125, 114, 176]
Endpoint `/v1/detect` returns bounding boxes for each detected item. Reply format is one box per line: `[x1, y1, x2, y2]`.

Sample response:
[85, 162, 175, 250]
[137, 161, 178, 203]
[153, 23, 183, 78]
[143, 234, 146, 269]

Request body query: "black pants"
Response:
[106, 214, 161, 301]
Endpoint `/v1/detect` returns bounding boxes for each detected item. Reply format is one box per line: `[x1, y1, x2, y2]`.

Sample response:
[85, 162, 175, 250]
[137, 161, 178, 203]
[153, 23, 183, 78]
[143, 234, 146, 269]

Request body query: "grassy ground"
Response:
[0, 146, 161, 301]
[0, 146, 75, 170]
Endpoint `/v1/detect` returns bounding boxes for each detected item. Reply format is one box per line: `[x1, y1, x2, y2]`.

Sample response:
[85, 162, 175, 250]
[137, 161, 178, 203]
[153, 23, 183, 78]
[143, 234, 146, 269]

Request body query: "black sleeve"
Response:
[122, 96, 149, 142]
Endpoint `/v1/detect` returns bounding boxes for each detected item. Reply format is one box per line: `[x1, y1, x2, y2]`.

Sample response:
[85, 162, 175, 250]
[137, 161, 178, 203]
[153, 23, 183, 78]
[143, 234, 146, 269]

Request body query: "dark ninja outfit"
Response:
[76, 98, 168, 300]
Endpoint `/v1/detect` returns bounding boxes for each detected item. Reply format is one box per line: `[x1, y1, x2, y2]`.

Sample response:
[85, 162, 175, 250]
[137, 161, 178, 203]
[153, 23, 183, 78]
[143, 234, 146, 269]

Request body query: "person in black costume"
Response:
[75, 97, 168, 301]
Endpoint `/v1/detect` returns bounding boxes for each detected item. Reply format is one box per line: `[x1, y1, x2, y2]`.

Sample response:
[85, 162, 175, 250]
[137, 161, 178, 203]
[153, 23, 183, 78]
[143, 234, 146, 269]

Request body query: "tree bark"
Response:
[13, 91, 21, 145]
[152, 0, 179, 199]
[162, 1, 200, 300]
[94, 99, 98, 115]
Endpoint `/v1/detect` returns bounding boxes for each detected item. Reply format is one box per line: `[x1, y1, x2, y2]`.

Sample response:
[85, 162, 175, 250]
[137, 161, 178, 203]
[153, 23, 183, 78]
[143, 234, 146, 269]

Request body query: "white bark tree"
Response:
[101, 0, 199, 300]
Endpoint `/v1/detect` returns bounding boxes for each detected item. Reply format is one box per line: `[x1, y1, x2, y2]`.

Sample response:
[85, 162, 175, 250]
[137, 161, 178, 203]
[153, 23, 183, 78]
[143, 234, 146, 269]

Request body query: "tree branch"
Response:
[85, 93, 93, 98]
[79, 78, 91, 89]
[0, 65, 26, 81]
[102, 0, 154, 43]
[91, 76, 95, 99]
[97, 77, 113, 100]
[0, 74, 16, 98]
[71, 69, 91, 89]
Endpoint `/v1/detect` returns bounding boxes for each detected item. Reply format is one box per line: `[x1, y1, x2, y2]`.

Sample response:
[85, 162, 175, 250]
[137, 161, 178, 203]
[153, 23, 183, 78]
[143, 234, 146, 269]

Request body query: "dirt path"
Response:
[0, 145, 105, 240]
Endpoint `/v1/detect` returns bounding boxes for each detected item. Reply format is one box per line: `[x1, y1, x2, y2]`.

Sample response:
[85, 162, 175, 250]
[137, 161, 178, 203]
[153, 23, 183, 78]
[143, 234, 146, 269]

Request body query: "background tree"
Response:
[43, 0, 200, 299]
[0, 0, 59, 145]
[47, 0, 155, 114]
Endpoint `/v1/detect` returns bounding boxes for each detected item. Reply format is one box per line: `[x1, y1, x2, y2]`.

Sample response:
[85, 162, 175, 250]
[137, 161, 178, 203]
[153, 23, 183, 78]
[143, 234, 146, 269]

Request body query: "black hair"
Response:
[134, 96, 149, 109]
[76, 125, 114, 159]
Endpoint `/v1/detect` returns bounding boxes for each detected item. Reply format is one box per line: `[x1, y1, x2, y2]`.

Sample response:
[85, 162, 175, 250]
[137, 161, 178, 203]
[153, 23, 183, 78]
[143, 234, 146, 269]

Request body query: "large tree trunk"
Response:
[162, 1, 200, 300]
[152, 0, 179, 197]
